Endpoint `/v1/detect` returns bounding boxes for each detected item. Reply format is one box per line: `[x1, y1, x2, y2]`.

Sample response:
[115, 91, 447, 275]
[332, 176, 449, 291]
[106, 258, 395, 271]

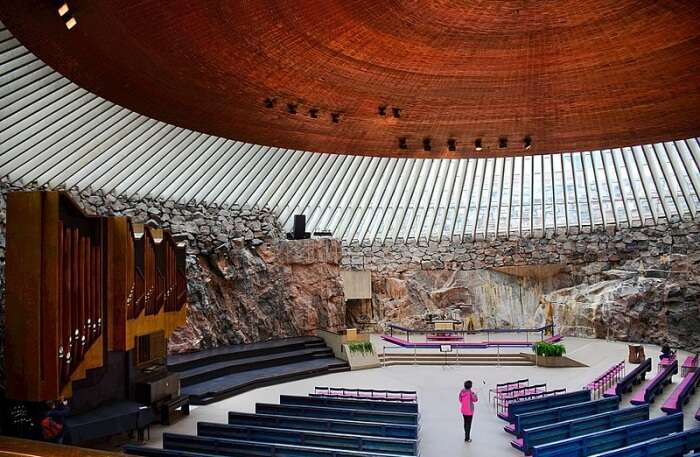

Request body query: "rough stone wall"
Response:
[342, 222, 700, 351]
[0, 180, 346, 387]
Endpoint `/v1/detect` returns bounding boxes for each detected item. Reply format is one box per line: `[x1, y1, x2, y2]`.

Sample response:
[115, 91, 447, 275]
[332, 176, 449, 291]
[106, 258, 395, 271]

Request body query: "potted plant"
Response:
[348, 341, 374, 355]
[530, 341, 572, 367]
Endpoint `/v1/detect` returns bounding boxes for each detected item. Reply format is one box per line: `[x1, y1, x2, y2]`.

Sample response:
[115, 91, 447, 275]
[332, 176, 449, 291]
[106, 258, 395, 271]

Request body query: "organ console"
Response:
[5, 192, 187, 403]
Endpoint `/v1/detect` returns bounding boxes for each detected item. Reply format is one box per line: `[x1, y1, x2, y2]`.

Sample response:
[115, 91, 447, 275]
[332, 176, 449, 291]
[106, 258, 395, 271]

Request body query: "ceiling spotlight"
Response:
[423, 137, 431, 152]
[447, 139, 457, 152]
[309, 108, 319, 118]
[64, 14, 77, 30]
[331, 112, 341, 123]
[263, 97, 275, 108]
[378, 105, 387, 116]
[474, 138, 483, 151]
[499, 137, 508, 149]
[524, 136, 532, 150]
[287, 103, 297, 114]
[399, 137, 408, 149]
[392, 107, 401, 118]
[58, 2, 69, 16]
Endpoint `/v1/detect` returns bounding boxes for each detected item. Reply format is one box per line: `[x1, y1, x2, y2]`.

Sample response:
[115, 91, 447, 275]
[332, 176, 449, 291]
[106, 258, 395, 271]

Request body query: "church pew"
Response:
[584, 361, 625, 399]
[314, 387, 417, 402]
[124, 447, 210, 457]
[228, 411, 418, 439]
[279, 394, 418, 414]
[255, 403, 419, 425]
[682, 355, 698, 376]
[162, 432, 411, 457]
[630, 359, 677, 405]
[501, 389, 591, 423]
[498, 389, 567, 420]
[507, 397, 620, 437]
[530, 413, 684, 457]
[604, 358, 652, 398]
[661, 365, 700, 414]
[590, 427, 700, 456]
[197, 422, 418, 456]
[512, 405, 649, 455]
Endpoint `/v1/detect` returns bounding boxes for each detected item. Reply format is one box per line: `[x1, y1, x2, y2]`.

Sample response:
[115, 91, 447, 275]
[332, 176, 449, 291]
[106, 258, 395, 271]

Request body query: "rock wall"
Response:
[343, 222, 700, 350]
[544, 253, 700, 351]
[0, 181, 346, 387]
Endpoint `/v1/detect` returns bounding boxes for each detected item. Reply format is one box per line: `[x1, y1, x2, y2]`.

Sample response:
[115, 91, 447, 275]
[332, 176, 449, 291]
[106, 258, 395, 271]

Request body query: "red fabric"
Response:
[41, 417, 63, 440]
[459, 389, 478, 415]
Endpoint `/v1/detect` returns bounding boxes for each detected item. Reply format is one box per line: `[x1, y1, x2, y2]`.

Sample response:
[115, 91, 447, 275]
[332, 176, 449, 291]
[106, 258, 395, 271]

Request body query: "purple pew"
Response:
[661, 367, 700, 414]
[603, 358, 652, 398]
[496, 389, 567, 421]
[489, 379, 529, 405]
[682, 355, 699, 376]
[585, 361, 625, 399]
[630, 359, 678, 405]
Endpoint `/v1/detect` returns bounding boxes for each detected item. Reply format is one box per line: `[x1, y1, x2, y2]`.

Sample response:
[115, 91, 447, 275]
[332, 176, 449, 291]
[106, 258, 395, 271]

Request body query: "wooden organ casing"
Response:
[5, 192, 187, 402]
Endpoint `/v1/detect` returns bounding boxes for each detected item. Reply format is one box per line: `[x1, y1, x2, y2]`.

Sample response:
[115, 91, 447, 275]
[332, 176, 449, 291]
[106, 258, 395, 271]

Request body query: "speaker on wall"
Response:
[288, 215, 310, 240]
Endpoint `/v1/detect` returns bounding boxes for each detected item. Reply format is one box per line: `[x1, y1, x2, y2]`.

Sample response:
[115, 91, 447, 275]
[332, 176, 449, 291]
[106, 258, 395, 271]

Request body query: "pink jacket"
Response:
[459, 389, 478, 415]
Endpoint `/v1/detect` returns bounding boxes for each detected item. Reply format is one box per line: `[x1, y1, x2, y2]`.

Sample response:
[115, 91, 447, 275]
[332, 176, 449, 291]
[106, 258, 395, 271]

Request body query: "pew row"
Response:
[490, 379, 529, 404]
[197, 422, 418, 456]
[603, 358, 652, 398]
[511, 405, 649, 455]
[630, 359, 677, 405]
[279, 394, 418, 414]
[228, 411, 419, 439]
[590, 427, 700, 456]
[584, 361, 625, 399]
[314, 387, 417, 402]
[163, 433, 412, 457]
[256, 403, 419, 425]
[661, 365, 700, 414]
[682, 355, 699, 376]
[506, 396, 620, 437]
[498, 389, 567, 420]
[530, 413, 684, 457]
[499, 389, 591, 423]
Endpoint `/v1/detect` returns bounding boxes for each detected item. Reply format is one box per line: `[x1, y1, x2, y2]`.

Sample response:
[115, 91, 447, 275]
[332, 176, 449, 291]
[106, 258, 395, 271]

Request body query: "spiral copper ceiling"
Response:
[1, 1, 699, 157]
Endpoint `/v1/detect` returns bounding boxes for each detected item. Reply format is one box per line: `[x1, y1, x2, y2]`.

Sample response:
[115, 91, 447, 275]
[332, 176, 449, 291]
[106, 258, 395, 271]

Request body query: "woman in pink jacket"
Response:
[458, 380, 478, 442]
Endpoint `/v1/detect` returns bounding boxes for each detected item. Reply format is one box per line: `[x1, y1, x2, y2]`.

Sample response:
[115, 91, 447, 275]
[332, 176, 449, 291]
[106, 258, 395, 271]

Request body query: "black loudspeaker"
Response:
[293, 215, 306, 239]
[135, 372, 181, 404]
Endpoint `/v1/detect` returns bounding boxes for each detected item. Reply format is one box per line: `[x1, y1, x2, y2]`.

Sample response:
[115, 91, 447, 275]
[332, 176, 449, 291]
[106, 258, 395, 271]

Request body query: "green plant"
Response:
[532, 341, 566, 357]
[348, 341, 374, 355]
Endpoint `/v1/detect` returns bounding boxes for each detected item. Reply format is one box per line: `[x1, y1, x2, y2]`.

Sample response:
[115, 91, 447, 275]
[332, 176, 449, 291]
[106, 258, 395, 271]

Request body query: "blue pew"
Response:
[508, 397, 620, 437]
[630, 359, 677, 405]
[124, 447, 209, 457]
[256, 403, 419, 425]
[228, 411, 418, 439]
[604, 358, 652, 397]
[512, 405, 649, 455]
[503, 389, 592, 423]
[279, 395, 418, 414]
[163, 432, 411, 457]
[591, 427, 700, 456]
[197, 421, 418, 456]
[531, 413, 684, 457]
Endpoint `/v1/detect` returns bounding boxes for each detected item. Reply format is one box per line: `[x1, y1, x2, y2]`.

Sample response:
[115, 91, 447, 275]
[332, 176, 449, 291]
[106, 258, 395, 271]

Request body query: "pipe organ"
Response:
[5, 192, 187, 402]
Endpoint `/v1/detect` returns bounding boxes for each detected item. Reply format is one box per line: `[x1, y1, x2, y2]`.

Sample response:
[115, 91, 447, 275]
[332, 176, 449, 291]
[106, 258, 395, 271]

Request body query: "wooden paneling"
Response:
[0, 436, 123, 457]
[1, 1, 699, 156]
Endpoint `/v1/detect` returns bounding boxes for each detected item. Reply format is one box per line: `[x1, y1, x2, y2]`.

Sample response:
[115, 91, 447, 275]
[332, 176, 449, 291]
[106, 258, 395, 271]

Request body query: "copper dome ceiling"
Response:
[2, 0, 700, 158]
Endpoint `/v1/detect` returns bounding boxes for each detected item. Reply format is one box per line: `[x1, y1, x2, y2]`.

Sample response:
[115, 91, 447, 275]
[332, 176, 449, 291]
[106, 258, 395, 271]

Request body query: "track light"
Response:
[331, 112, 341, 123]
[423, 137, 431, 152]
[263, 97, 275, 108]
[392, 107, 401, 118]
[58, 2, 69, 16]
[524, 136, 532, 150]
[378, 106, 387, 116]
[309, 108, 319, 118]
[64, 14, 77, 30]
[399, 137, 408, 149]
[287, 103, 297, 114]
[474, 138, 483, 151]
[447, 139, 457, 152]
[499, 137, 508, 148]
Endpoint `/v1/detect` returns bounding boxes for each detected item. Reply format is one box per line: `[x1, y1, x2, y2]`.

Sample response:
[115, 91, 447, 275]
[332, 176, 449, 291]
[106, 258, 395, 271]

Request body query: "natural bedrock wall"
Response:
[342, 222, 700, 351]
[0, 181, 346, 387]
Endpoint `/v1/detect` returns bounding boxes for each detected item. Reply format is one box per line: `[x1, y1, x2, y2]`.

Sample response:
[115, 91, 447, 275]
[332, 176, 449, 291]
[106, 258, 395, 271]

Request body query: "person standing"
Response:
[458, 380, 478, 442]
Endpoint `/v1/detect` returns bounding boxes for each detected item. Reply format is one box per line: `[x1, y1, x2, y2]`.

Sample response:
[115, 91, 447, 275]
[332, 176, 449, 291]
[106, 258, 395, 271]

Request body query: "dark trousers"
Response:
[463, 414, 473, 440]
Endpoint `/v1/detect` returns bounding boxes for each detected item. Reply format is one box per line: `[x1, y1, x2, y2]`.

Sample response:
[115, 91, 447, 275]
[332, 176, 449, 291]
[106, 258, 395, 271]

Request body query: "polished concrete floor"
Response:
[145, 337, 699, 457]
